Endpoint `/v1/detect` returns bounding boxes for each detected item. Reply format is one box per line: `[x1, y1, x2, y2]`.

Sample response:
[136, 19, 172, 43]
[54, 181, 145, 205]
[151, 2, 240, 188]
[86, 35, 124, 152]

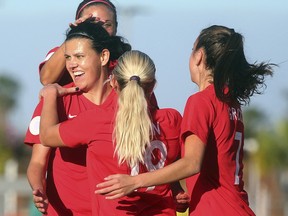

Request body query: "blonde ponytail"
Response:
[113, 50, 156, 168]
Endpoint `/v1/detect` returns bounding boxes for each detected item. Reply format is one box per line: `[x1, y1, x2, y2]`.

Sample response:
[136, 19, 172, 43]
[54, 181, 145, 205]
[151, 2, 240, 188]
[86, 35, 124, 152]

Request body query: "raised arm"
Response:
[39, 84, 78, 147]
[40, 44, 66, 85]
[40, 14, 95, 86]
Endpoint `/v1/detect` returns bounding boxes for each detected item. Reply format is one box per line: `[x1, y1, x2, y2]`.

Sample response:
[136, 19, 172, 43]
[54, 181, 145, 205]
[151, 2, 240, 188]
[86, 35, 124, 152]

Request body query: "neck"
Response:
[83, 81, 113, 105]
[198, 67, 213, 91]
[199, 81, 212, 91]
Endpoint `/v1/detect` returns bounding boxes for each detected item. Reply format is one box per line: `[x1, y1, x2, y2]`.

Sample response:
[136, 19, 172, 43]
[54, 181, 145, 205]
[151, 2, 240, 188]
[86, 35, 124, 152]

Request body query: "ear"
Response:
[100, 49, 110, 66]
[195, 48, 204, 66]
[109, 74, 118, 90]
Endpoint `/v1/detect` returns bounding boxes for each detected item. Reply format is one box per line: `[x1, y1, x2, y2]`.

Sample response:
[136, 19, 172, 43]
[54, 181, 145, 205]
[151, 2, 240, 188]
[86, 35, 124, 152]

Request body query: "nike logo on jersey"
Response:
[68, 114, 77, 119]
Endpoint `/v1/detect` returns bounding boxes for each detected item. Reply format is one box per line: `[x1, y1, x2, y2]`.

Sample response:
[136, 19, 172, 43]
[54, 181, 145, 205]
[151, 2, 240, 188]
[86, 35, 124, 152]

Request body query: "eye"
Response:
[64, 55, 71, 61]
[76, 54, 84, 59]
[102, 22, 113, 29]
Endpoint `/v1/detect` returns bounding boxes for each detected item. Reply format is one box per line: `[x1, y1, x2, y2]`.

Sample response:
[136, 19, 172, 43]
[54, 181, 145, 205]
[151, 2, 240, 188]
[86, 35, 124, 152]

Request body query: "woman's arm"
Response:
[40, 14, 95, 86]
[27, 144, 51, 214]
[40, 43, 66, 85]
[95, 134, 206, 199]
[39, 84, 78, 147]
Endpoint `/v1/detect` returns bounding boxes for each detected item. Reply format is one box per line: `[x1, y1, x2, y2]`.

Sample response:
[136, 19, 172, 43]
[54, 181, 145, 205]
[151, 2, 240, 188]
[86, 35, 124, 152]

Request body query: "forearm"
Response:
[135, 136, 203, 188]
[39, 84, 78, 147]
[135, 157, 199, 189]
[96, 134, 204, 199]
[40, 43, 66, 85]
[40, 92, 60, 146]
[27, 163, 46, 191]
[27, 144, 51, 191]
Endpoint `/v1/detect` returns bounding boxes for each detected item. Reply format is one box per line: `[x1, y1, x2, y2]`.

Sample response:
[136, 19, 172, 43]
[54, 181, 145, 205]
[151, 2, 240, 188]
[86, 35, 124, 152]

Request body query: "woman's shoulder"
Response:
[153, 108, 182, 124]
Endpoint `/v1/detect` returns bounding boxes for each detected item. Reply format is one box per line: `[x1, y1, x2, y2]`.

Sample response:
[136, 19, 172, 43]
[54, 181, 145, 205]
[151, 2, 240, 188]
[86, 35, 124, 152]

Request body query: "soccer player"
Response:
[25, 21, 130, 215]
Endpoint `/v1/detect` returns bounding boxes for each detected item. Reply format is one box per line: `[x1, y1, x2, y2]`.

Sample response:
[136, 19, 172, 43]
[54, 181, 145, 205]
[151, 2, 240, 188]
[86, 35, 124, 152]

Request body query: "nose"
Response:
[67, 57, 78, 70]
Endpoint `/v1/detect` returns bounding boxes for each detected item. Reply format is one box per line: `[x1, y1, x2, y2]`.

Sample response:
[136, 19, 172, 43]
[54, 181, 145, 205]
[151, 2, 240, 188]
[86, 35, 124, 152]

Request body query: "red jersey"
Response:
[181, 84, 255, 216]
[24, 82, 107, 216]
[59, 98, 182, 216]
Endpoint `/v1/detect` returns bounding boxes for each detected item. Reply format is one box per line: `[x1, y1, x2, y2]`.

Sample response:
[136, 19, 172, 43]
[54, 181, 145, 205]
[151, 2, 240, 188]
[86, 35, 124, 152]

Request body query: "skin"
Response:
[79, 5, 117, 36]
[64, 38, 111, 104]
[26, 145, 50, 213]
[27, 36, 111, 214]
[94, 41, 209, 200]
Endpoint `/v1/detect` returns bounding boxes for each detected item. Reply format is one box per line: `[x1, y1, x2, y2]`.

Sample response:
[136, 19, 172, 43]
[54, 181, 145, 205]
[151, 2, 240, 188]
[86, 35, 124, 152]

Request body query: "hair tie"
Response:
[129, 75, 140, 82]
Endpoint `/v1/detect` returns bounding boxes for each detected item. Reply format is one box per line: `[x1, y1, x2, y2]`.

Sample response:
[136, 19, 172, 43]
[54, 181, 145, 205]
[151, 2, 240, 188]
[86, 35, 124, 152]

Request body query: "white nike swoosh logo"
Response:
[68, 114, 77, 119]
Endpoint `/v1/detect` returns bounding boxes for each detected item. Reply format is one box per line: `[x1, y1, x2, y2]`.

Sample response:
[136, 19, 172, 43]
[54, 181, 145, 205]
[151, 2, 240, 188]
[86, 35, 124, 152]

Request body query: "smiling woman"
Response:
[63, 33, 110, 94]
[63, 21, 130, 99]
[24, 21, 131, 215]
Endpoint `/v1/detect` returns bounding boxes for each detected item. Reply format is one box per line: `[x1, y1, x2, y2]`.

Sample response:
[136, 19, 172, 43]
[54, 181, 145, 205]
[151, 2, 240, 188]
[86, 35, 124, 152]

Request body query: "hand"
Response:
[70, 14, 103, 27]
[95, 174, 139, 200]
[33, 188, 48, 214]
[39, 83, 79, 100]
[174, 191, 190, 213]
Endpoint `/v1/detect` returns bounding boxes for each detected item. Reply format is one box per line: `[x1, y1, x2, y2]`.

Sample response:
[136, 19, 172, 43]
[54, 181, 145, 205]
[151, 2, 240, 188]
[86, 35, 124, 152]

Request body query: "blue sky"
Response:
[0, 0, 287, 134]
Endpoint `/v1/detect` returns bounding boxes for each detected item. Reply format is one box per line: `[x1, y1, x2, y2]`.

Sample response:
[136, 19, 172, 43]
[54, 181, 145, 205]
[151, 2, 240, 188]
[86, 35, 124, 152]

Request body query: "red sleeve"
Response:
[59, 108, 106, 148]
[181, 93, 214, 145]
[24, 100, 44, 146]
[59, 116, 90, 148]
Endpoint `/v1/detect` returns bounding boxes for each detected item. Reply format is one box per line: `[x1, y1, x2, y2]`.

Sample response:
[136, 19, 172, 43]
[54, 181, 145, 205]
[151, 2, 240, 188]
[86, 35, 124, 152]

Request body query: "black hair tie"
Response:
[129, 75, 140, 82]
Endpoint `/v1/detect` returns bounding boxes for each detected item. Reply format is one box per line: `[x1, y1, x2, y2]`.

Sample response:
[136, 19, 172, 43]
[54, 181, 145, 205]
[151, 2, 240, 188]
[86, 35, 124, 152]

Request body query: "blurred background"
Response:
[0, 0, 287, 215]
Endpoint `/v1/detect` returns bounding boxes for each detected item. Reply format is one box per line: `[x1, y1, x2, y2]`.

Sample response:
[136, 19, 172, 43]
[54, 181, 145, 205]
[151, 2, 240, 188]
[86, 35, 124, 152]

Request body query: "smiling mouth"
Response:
[73, 71, 84, 78]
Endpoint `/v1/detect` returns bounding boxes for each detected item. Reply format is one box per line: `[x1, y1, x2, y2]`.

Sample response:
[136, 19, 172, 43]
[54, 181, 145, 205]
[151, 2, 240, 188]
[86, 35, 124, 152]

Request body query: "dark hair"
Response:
[66, 21, 131, 61]
[195, 25, 275, 105]
[75, 0, 118, 28]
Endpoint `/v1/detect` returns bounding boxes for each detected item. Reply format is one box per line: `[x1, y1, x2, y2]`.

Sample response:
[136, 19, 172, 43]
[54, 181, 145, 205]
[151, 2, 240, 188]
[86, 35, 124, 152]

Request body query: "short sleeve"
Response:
[24, 100, 44, 146]
[181, 93, 215, 145]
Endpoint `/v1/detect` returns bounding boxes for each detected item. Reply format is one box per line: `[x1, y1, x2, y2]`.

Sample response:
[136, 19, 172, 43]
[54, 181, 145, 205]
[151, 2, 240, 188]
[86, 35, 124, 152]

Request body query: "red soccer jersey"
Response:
[181, 84, 255, 216]
[24, 83, 117, 215]
[59, 100, 182, 216]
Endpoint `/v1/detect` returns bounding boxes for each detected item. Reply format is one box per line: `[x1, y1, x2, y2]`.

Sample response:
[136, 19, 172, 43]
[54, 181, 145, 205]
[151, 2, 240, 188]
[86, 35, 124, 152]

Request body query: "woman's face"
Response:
[189, 41, 199, 84]
[65, 38, 103, 92]
[81, 5, 116, 36]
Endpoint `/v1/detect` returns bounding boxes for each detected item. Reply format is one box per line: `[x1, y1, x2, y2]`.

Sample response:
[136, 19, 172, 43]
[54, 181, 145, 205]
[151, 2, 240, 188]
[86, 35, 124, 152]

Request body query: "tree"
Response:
[244, 106, 288, 216]
[0, 73, 20, 173]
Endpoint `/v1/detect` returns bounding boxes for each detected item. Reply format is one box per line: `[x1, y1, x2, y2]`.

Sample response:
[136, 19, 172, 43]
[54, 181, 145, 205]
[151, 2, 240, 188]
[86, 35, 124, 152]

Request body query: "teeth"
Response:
[74, 71, 84, 76]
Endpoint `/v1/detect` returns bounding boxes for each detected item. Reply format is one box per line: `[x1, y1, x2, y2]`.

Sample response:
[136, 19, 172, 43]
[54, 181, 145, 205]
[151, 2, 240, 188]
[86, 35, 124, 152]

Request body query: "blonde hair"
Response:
[113, 50, 156, 168]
